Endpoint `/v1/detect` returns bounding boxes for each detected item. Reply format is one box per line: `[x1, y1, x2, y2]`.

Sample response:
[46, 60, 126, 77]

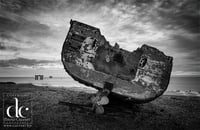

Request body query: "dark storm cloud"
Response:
[0, 41, 19, 51]
[0, 33, 22, 43]
[121, 0, 200, 34]
[1, 0, 199, 35]
[0, 0, 199, 75]
[154, 0, 200, 33]
[1, 0, 199, 33]
[172, 34, 200, 60]
[0, 33, 17, 41]
[0, 42, 6, 50]
[173, 35, 200, 52]
[0, 33, 21, 51]
[0, 58, 59, 67]
[0, 0, 107, 12]
[170, 33, 200, 74]
[0, 32, 52, 53]
[106, 0, 200, 34]
[0, 0, 61, 13]
[0, 14, 51, 37]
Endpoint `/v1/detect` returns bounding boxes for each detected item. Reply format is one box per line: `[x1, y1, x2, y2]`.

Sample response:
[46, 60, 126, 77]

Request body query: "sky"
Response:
[0, 0, 199, 77]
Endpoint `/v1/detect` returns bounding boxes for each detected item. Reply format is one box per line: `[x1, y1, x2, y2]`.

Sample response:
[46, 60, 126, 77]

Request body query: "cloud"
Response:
[0, 33, 21, 51]
[0, 14, 51, 37]
[172, 34, 200, 54]
[155, 0, 200, 33]
[0, 0, 199, 76]
[0, 0, 62, 13]
[0, 58, 62, 68]
[0, 31, 57, 61]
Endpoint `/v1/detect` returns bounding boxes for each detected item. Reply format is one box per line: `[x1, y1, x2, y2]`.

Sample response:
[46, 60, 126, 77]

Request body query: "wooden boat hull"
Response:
[61, 20, 173, 103]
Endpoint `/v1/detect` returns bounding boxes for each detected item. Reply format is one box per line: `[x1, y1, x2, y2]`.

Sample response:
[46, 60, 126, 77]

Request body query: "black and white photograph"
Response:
[0, 0, 199, 129]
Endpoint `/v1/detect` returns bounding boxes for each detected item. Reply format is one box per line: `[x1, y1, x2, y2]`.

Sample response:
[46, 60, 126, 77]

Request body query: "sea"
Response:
[0, 76, 87, 88]
[0, 76, 199, 92]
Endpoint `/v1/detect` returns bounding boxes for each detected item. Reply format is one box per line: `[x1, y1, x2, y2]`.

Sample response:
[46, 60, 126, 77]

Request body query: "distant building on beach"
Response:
[35, 75, 44, 80]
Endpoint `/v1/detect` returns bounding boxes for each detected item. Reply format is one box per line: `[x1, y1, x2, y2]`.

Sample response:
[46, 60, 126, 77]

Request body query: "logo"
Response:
[3, 93, 32, 127]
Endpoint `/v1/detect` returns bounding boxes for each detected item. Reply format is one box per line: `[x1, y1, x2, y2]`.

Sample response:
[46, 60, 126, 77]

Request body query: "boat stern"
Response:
[132, 45, 173, 100]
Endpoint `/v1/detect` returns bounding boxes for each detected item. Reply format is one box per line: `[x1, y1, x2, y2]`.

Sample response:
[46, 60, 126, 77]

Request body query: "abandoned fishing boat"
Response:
[61, 20, 173, 113]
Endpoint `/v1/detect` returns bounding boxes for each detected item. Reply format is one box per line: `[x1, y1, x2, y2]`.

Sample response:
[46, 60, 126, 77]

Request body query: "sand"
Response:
[0, 83, 200, 130]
